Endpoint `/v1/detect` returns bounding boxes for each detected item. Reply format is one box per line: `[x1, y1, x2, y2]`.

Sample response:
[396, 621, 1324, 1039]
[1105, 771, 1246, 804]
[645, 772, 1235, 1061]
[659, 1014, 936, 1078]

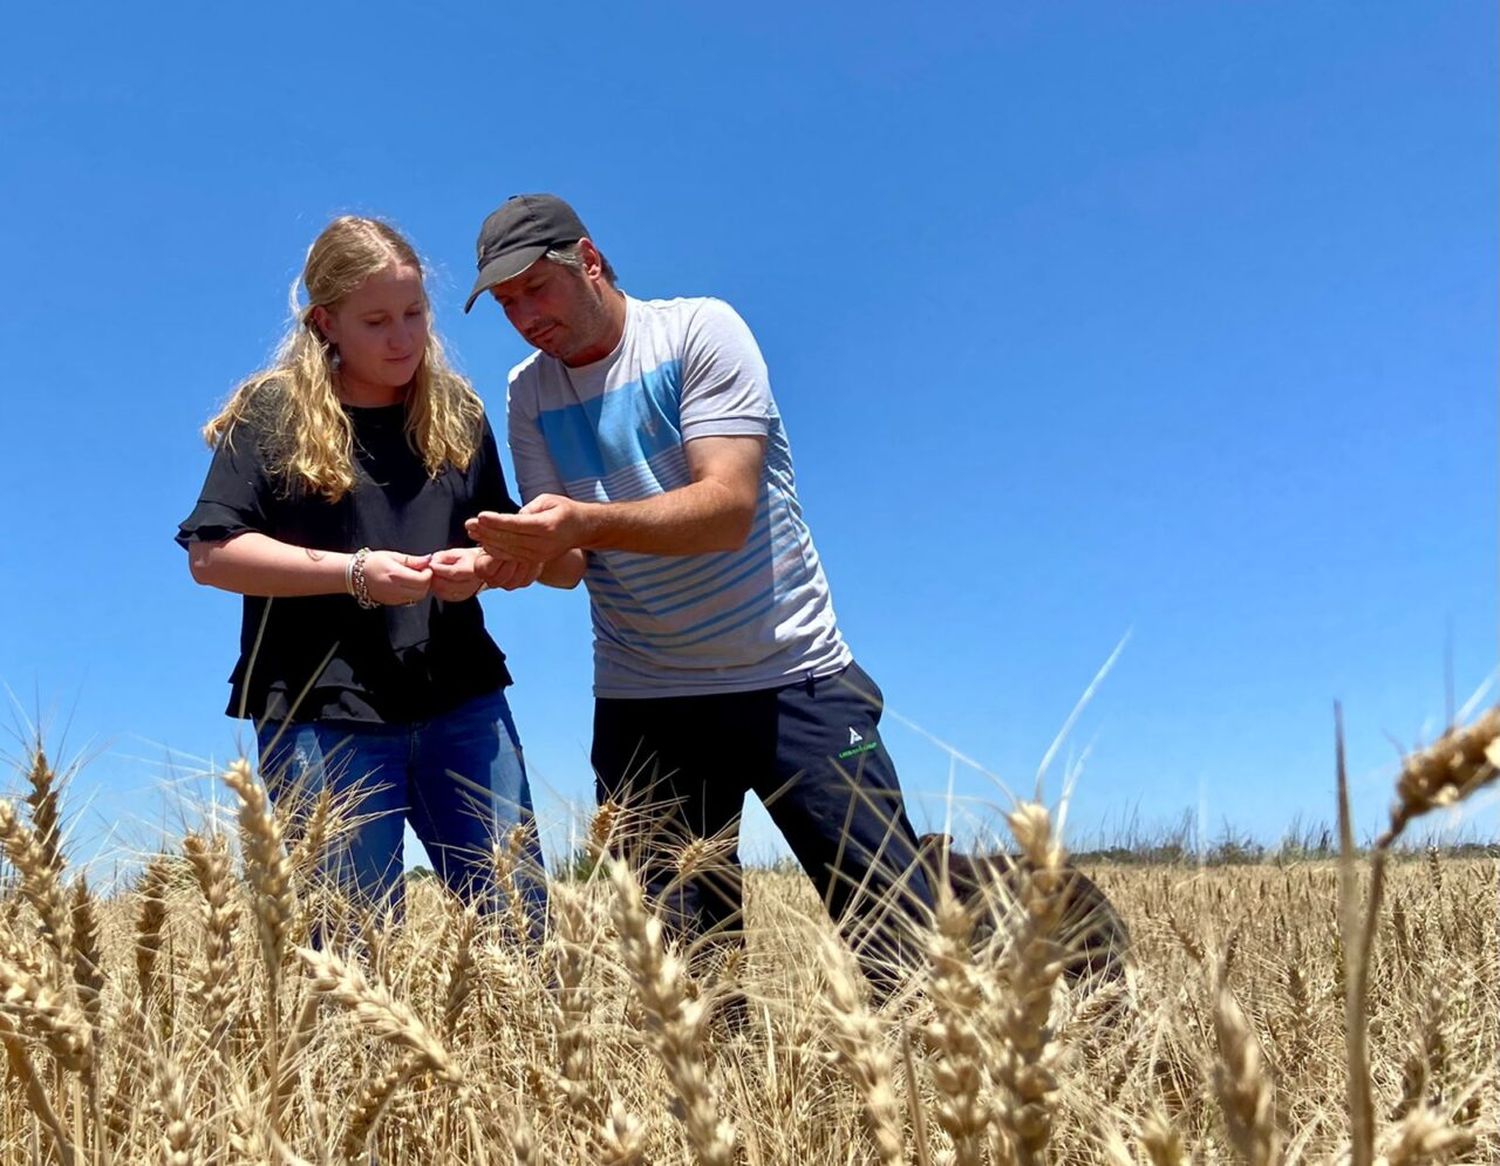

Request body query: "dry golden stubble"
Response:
[607, 858, 737, 1166]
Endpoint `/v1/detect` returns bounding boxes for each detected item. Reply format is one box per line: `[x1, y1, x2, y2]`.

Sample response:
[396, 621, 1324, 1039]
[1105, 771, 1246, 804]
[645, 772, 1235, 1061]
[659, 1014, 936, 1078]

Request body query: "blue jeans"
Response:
[255, 689, 547, 929]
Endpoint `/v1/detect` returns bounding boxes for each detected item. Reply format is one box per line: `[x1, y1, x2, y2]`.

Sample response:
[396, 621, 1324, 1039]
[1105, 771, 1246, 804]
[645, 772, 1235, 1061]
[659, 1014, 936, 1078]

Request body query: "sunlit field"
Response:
[0, 711, 1495, 1164]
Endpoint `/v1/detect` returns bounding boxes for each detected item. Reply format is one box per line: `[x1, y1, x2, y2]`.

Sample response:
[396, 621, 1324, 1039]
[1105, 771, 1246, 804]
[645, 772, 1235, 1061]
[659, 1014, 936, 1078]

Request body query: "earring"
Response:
[330, 347, 342, 371]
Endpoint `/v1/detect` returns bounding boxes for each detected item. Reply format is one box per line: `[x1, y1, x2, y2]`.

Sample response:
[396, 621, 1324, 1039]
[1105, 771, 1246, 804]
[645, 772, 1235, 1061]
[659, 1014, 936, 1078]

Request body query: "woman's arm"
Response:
[188, 532, 433, 605]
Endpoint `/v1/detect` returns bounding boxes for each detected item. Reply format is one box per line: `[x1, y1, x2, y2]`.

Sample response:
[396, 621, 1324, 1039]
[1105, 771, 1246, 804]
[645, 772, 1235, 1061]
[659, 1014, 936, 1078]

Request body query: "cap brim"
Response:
[462, 246, 549, 313]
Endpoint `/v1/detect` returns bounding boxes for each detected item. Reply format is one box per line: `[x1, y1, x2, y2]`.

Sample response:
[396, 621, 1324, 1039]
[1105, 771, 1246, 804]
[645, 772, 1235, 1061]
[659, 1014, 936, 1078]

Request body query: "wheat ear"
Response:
[816, 930, 905, 1166]
[154, 1046, 197, 1166]
[992, 802, 1068, 1164]
[595, 1102, 647, 1166]
[1377, 1106, 1475, 1165]
[223, 760, 295, 993]
[551, 881, 598, 1113]
[298, 946, 461, 1085]
[340, 1051, 421, 1162]
[1210, 964, 1280, 1166]
[608, 859, 737, 1166]
[183, 833, 238, 1049]
[923, 886, 992, 1165]
[0, 799, 73, 962]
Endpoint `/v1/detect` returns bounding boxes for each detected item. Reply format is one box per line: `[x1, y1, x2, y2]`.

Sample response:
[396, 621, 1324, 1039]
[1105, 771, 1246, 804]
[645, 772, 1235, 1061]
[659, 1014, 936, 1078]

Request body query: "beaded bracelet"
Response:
[350, 547, 378, 609]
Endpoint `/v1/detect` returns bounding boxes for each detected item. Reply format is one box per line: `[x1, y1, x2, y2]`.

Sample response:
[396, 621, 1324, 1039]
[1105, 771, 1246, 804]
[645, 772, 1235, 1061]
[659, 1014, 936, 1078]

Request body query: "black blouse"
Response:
[176, 403, 517, 725]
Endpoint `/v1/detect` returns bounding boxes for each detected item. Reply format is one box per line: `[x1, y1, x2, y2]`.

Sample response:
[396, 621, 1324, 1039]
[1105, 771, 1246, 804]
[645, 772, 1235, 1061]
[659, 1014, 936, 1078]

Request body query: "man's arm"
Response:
[466, 435, 765, 563]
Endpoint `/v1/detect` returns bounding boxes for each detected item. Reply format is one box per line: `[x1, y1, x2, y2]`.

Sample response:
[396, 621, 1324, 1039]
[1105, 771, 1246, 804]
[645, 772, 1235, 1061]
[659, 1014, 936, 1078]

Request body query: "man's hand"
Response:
[428, 547, 485, 602]
[474, 549, 545, 591]
[466, 494, 588, 565]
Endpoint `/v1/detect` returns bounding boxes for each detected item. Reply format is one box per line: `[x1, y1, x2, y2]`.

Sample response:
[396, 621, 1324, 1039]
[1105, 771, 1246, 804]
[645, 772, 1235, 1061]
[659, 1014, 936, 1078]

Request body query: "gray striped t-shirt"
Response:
[506, 294, 851, 698]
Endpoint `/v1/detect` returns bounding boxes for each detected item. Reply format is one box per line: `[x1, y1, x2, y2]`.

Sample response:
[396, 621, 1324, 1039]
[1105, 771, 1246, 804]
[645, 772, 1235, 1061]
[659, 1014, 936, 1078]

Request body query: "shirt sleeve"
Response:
[677, 298, 773, 443]
[506, 365, 567, 505]
[175, 422, 276, 549]
[469, 415, 521, 517]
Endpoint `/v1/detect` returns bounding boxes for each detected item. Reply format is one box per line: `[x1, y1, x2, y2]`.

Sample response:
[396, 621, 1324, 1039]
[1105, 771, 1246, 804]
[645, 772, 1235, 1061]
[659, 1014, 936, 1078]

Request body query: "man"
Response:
[463, 193, 933, 996]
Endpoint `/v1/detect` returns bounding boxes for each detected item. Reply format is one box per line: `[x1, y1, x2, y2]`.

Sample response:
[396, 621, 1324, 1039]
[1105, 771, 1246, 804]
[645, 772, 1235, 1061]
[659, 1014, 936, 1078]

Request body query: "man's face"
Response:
[488, 257, 610, 364]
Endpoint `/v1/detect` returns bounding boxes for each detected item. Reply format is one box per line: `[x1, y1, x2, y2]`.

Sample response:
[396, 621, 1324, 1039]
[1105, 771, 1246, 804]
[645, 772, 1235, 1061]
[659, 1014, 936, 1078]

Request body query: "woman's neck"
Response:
[337, 374, 408, 408]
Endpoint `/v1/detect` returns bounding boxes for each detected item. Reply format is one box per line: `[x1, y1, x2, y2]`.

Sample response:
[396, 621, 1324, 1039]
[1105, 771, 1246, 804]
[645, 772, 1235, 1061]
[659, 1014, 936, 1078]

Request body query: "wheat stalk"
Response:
[1, 1011, 75, 1166]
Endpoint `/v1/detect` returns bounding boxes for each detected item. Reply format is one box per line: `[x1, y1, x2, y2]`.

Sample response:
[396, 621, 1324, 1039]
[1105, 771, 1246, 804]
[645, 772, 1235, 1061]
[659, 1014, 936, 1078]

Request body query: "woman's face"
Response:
[314, 264, 429, 394]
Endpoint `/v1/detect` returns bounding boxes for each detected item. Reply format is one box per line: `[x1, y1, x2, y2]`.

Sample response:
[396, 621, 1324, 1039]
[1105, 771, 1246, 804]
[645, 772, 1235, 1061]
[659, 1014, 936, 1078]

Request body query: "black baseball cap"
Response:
[463, 193, 590, 312]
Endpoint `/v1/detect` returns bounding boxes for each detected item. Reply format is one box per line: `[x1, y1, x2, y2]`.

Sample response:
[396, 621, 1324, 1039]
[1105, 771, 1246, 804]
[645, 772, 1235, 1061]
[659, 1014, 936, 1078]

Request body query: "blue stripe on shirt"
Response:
[537, 361, 683, 484]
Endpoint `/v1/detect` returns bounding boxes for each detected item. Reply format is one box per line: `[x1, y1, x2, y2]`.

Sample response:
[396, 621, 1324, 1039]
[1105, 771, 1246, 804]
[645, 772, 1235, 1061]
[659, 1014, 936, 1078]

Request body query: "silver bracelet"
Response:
[350, 547, 378, 609]
[343, 553, 357, 598]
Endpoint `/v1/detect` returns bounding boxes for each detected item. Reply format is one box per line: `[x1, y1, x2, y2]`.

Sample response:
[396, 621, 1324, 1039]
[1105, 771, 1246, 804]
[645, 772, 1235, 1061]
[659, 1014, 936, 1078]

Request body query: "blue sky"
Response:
[2, 2, 1494, 873]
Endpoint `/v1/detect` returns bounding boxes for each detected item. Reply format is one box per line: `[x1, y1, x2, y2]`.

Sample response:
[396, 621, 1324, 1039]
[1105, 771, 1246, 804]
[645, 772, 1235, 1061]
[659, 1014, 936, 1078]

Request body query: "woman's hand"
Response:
[428, 547, 486, 602]
[362, 551, 433, 605]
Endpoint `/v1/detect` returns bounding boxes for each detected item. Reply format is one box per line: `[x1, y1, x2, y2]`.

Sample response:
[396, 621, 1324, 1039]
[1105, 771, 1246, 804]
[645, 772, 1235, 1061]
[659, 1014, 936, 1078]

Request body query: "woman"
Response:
[177, 215, 549, 924]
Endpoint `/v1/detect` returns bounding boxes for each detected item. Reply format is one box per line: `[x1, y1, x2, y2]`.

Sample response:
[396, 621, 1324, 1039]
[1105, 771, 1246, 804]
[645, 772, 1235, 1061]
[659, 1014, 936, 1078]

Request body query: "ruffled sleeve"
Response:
[175, 423, 275, 548]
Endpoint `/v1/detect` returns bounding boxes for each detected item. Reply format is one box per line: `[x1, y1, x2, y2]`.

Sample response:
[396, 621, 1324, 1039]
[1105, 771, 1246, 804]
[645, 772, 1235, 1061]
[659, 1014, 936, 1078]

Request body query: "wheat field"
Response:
[0, 712, 1496, 1165]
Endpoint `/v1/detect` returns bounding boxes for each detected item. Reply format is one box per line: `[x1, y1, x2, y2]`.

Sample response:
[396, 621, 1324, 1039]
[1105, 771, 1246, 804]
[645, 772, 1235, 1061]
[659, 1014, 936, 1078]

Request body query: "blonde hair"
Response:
[204, 216, 485, 502]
